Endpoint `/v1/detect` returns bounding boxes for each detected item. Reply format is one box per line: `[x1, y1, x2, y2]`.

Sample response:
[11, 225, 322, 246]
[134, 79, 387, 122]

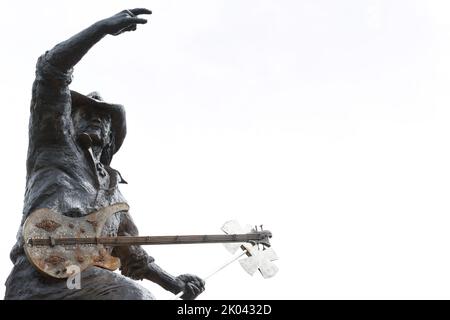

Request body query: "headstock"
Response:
[222, 220, 278, 279]
[250, 225, 272, 248]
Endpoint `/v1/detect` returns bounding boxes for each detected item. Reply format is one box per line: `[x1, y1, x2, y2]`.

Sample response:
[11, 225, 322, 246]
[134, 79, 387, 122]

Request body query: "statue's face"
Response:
[73, 106, 112, 147]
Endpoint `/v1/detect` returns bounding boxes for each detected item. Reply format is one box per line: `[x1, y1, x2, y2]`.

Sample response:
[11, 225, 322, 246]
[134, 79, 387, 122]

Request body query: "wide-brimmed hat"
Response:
[70, 90, 126, 155]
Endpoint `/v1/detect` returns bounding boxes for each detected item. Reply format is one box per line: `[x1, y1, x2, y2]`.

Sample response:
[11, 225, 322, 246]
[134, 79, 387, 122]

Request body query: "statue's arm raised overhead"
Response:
[29, 9, 151, 148]
[43, 8, 151, 73]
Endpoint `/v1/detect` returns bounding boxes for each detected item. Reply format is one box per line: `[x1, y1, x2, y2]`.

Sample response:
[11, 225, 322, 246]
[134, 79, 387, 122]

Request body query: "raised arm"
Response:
[45, 9, 151, 72]
[28, 9, 151, 151]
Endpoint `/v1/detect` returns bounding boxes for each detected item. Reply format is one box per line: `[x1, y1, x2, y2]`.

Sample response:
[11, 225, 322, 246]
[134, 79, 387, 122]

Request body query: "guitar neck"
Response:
[28, 232, 267, 247]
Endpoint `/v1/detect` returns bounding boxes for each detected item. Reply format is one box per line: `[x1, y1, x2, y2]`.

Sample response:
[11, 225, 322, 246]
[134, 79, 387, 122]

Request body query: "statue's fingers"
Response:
[181, 274, 196, 282]
[194, 277, 205, 288]
[129, 17, 148, 25]
[185, 282, 194, 291]
[193, 284, 203, 295]
[192, 279, 205, 289]
[187, 283, 201, 296]
[130, 8, 152, 16]
[182, 286, 194, 299]
[194, 281, 205, 292]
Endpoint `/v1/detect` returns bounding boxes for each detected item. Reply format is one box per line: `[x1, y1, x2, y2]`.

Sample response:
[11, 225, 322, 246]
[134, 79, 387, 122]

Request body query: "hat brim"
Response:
[70, 90, 126, 154]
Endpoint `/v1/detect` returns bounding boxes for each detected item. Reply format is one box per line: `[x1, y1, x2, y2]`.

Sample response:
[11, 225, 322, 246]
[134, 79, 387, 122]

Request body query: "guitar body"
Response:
[23, 203, 129, 279]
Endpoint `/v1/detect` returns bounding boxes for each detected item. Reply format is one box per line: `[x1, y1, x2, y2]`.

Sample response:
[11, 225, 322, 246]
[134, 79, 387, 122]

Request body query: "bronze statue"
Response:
[4, 8, 206, 300]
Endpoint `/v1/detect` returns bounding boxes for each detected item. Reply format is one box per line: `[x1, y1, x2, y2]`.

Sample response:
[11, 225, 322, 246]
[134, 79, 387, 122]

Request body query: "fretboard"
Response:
[28, 232, 269, 247]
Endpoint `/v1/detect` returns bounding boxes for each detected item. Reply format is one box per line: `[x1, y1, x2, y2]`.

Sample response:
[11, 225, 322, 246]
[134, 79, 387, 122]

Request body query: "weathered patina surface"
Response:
[23, 203, 130, 279]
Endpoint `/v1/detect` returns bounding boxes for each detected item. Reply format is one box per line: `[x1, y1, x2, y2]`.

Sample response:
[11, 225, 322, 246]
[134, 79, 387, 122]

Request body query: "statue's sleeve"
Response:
[112, 212, 155, 280]
[28, 20, 110, 148]
[28, 51, 74, 148]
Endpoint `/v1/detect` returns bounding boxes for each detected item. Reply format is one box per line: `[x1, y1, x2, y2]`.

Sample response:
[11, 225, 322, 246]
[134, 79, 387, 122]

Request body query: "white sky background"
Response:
[1, 0, 450, 299]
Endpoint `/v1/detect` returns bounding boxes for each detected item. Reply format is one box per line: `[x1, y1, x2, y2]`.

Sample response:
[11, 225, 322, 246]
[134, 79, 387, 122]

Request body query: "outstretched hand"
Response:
[100, 8, 152, 36]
